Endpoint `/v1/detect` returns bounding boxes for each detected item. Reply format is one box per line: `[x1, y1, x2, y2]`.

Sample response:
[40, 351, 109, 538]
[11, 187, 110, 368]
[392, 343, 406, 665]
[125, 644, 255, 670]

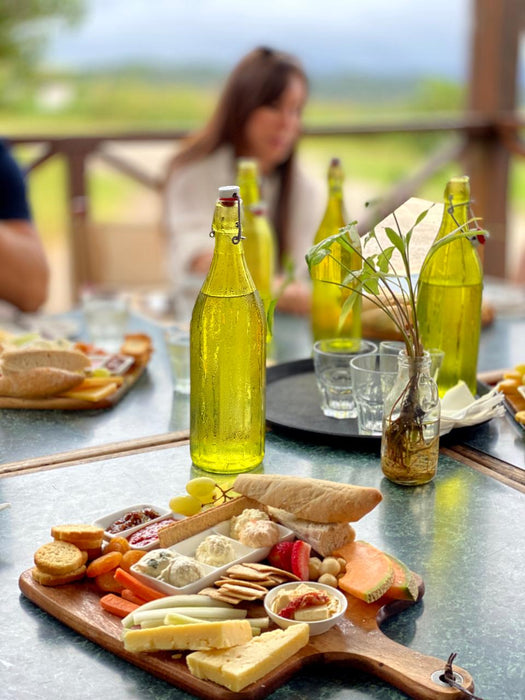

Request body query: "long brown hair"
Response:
[169, 47, 308, 264]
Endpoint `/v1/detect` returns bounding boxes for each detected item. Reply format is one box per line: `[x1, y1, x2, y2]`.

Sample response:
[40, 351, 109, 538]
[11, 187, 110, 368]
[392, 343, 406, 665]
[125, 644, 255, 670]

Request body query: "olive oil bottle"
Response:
[237, 159, 276, 316]
[311, 158, 362, 341]
[189, 186, 266, 473]
[416, 176, 483, 396]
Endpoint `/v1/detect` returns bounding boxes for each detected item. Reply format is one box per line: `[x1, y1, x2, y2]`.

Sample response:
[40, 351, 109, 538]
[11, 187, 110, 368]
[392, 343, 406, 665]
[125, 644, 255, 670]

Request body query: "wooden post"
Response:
[464, 0, 522, 278]
[63, 140, 96, 301]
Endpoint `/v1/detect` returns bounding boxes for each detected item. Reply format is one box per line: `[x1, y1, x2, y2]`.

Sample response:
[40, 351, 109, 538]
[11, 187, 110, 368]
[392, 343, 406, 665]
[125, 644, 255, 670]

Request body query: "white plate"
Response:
[130, 520, 294, 596]
[93, 504, 172, 540]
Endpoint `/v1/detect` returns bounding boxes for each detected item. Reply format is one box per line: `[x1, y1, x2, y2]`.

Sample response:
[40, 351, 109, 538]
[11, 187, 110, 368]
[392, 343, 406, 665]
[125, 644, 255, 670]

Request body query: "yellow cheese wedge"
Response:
[59, 382, 119, 402]
[186, 623, 309, 692]
[74, 375, 124, 389]
[122, 620, 252, 653]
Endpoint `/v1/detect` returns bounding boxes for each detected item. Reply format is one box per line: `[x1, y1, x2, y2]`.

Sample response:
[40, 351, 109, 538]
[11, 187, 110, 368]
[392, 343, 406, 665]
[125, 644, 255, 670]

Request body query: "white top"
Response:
[163, 145, 325, 289]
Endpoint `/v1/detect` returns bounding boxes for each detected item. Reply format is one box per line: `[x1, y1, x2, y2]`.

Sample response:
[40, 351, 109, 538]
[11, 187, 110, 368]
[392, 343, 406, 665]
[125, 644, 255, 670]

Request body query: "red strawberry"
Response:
[268, 541, 294, 571]
[291, 540, 311, 580]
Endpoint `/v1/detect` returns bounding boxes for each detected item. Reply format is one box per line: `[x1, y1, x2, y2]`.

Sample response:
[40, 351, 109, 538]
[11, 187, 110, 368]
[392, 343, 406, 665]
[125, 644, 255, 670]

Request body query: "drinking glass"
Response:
[313, 338, 377, 419]
[350, 353, 398, 434]
[82, 288, 129, 352]
[165, 325, 190, 394]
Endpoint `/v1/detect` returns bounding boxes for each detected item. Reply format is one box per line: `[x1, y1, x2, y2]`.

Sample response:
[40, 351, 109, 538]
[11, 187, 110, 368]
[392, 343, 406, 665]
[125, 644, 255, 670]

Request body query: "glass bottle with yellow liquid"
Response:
[237, 159, 276, 318]
[416, 176, 483, 396]
[311, 158, 362, 341]
[189, 186, 266, 474]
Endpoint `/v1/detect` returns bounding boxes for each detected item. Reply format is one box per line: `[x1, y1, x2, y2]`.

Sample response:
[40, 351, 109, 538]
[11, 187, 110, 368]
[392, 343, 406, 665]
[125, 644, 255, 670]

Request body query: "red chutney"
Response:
[127, 517, 177, 547]
[106, 508, 160, 534]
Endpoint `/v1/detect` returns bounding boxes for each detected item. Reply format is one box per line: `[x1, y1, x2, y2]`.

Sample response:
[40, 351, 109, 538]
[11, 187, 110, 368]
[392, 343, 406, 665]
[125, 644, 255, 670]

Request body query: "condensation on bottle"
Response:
[189, 185, 266, 473]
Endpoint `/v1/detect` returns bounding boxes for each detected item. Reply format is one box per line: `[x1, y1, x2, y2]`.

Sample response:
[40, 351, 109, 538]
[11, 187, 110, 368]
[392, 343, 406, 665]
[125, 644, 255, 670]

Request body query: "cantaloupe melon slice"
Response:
[382, 554, 419, 602]
[334, 540, 394, 603]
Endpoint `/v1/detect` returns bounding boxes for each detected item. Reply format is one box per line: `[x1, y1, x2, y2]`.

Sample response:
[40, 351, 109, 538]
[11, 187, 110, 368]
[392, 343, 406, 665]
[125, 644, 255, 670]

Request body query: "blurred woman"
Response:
[164, 47, 324, 313]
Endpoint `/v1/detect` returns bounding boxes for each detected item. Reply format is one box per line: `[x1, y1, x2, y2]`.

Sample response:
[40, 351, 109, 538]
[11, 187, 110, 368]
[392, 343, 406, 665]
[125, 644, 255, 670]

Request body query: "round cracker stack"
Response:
[32, 540, 88, 586]
[51, 524, 104, 550]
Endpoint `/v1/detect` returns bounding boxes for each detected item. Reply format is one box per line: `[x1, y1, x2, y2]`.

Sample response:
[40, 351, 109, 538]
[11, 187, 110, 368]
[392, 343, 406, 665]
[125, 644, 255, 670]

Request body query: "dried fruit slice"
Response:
[290, 540, 311, 580]
[268, 541, 294, 572]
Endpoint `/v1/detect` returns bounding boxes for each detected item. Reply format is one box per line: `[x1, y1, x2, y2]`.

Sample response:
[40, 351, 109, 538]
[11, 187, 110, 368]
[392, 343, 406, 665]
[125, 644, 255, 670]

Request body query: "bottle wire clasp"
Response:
[231, 192, 244, 245]
[447, 196, 488, 247]
[209, 192, 245, 244]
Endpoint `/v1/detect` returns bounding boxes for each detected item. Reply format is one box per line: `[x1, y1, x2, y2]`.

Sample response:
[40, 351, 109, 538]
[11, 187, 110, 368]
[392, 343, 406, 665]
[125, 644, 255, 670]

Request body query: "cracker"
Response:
[51, 524, 104, 548]
[244, 562, 300, 580]
[221, 583, 265, 600]
[34, 540, 84, 576]
[225, 564, 269, 581]
[217, 578, 268, 592]
[31, 564, 86, 587]
[198, 588, 241, 605]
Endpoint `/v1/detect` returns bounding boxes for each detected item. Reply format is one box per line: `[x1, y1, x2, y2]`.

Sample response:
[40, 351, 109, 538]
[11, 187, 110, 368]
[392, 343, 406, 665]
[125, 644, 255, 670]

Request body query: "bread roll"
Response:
[0, 347, 90, 374]
[0, 367, 85, 398]
[267, 506, 355, 557]
[232, 474, 382, 523]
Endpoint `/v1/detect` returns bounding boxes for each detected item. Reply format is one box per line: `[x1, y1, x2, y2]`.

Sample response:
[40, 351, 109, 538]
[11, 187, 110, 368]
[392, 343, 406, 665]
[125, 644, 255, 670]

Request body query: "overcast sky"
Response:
[44, 0, 478, 80]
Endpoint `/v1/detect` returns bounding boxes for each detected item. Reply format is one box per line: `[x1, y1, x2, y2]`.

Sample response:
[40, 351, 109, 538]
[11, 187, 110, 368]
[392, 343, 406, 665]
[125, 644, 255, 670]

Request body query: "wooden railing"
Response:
[8, 112, 524, 299]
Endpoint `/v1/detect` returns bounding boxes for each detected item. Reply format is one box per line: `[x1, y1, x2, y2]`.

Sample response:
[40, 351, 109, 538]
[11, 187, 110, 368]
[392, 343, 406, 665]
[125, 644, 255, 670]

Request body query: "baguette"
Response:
[267, 506, 355, 557]
[0, 367, 85, 398]
[232, 474, 382, 523]
[0, 347, 90, 374]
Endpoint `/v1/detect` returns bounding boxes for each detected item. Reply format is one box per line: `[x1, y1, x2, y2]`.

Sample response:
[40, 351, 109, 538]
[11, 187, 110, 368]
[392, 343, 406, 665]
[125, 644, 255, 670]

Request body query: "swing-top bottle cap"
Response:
[219, 185, 240, 200]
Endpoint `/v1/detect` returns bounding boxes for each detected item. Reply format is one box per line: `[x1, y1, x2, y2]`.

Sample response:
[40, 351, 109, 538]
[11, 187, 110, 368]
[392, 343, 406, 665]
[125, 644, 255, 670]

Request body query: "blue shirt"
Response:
[0, 140, 31, 220]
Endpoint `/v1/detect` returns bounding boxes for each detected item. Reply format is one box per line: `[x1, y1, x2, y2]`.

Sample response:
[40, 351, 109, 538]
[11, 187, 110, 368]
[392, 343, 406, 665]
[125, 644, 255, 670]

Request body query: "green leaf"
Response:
[384, 227, 405, 255]
[338, 293, 358, 331]
[377, 246, 395, 273]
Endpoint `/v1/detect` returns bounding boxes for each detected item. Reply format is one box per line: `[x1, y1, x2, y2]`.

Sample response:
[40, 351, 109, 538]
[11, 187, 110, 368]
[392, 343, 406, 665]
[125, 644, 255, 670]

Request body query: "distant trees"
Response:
[0, 0, 84, 101]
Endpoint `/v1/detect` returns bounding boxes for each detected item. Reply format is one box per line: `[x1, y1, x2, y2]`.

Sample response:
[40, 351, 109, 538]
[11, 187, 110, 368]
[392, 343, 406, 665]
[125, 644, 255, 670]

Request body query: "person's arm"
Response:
[0, 219, 49, 312]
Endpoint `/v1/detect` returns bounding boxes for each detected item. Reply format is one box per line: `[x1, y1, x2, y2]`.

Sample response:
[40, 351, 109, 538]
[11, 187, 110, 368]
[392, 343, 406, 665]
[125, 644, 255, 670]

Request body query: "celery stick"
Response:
[246, 617, 269, 630]
[121, 594, 232, 628]
[140, 613, 201, 628]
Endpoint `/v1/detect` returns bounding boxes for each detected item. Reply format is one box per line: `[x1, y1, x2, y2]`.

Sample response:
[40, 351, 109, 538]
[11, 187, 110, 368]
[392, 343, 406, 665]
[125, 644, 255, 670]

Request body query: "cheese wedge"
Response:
[186, 623, 309, 692]
[122, 620, 252, 653]
[59, 382, 119, 402]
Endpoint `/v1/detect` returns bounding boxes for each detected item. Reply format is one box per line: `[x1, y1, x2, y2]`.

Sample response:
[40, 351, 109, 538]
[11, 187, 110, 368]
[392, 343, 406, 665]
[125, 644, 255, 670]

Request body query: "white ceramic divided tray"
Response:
[130, 519, 294, 596]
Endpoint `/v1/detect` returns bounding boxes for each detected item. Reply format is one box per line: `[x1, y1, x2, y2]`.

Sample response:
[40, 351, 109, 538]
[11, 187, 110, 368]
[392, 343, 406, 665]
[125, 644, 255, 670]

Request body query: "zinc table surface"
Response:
[3, 436, 524, 700]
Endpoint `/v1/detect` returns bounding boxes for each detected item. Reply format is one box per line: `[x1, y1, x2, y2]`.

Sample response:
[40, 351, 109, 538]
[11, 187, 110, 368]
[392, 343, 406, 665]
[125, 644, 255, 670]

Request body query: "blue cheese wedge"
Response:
[186, 623, 309, 692]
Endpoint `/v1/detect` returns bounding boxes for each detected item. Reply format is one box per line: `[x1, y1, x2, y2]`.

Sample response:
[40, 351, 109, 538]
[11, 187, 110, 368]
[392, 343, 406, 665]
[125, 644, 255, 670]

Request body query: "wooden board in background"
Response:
[0, 364, 146, 410]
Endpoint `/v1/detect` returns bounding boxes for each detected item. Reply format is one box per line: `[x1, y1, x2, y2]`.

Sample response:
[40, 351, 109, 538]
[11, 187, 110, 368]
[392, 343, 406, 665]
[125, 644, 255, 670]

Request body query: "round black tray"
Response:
[266, 358, 379, 446]
[266, 358, 492, 447]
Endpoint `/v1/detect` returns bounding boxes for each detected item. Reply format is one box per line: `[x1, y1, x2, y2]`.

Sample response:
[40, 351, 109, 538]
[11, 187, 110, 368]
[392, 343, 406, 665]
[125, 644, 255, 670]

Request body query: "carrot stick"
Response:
[99, 593, 139, 618]
[113, 567, 166, 601]
[121, 588, 148, 606]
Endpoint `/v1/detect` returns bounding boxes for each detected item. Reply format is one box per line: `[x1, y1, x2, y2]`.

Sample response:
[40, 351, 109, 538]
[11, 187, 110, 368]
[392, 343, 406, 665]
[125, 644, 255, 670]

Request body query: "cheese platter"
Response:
[19, 475, 476, 699]
[0, 332, 153, 410]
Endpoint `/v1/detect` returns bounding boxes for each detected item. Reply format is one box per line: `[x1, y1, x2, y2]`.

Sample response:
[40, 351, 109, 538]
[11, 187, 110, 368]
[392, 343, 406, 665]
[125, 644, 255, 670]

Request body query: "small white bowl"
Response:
[93, 504, 171, 540]
[264, 581, 347, 636]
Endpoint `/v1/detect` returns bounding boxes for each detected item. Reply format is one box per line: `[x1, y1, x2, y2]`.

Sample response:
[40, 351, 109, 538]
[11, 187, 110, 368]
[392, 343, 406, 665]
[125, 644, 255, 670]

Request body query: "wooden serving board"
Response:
[19, 569, 474, 699]
[0, 364, 146, 410]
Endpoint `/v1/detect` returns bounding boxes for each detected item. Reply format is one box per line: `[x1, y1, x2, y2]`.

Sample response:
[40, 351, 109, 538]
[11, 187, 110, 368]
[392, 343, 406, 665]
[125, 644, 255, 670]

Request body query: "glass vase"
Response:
[381, 352, 440, 486]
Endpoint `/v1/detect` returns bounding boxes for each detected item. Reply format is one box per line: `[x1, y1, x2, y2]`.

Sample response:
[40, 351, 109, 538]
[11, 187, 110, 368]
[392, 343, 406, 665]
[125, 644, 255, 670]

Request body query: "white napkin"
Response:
[439, 381, 505, 436]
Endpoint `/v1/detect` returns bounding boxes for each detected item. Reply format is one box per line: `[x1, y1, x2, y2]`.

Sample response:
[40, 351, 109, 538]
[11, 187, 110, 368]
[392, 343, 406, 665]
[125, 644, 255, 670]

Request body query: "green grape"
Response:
[169, 494, 202, 516]
[186, 477, 217, 503]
